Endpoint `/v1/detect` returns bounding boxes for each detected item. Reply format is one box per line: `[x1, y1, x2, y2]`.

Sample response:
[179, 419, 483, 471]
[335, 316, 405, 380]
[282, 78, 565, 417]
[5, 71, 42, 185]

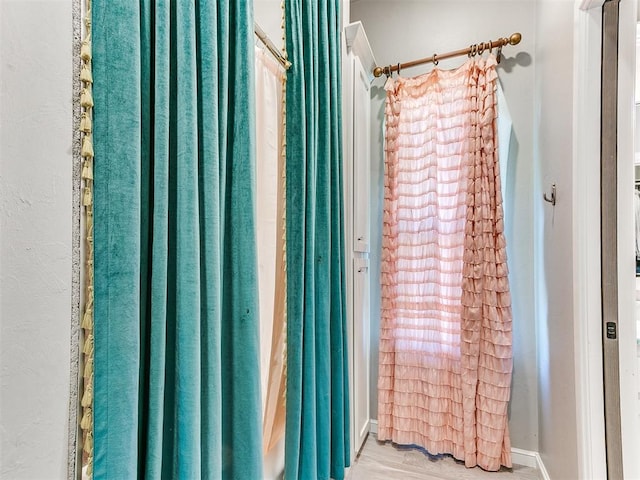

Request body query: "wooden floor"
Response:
[347, 435, 542, 480]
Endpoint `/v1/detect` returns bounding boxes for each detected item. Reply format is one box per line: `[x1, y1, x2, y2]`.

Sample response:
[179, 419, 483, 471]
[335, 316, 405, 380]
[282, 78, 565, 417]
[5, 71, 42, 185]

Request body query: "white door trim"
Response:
[574, 1, 640, 478]
[572, 3, 606, 479]
[579, 0, 605, 10]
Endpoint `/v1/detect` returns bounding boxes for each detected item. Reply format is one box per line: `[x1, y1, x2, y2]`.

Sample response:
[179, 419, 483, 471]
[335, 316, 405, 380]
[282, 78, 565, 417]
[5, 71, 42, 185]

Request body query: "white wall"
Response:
[350, 0, 538, 453]
[534, 1, 580, 478]
[0, 1, 73, 479]
[255, 1, 284, 53]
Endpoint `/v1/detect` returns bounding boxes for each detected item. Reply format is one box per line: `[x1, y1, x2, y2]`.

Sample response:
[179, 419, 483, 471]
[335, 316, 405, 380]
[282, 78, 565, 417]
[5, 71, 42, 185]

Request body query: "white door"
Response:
[352, 256, 370, 451]
[351, 53, 371, 455]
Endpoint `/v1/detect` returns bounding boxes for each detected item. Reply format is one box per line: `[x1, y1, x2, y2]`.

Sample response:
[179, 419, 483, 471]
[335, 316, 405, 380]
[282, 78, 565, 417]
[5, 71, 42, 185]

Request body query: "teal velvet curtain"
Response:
[285, 1, 350, 479]
[92, 1, 263, 478]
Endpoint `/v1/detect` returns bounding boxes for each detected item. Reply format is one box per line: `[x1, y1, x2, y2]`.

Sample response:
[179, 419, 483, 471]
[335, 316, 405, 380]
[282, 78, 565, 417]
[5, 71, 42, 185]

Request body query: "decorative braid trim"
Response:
[79, 0, 94, 476]
[280, 0, 288, 410]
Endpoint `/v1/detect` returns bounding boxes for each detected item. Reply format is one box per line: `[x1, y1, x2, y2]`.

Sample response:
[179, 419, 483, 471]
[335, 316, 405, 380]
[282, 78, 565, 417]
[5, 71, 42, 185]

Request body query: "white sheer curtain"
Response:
[378, 56, 513, 471]
[254, 46, 287, 462]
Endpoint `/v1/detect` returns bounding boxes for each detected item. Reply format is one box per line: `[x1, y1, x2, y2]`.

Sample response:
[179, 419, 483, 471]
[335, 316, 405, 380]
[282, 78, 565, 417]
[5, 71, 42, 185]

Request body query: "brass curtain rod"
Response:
[373, 32, 522, 78]
[254, 22, 292, 71]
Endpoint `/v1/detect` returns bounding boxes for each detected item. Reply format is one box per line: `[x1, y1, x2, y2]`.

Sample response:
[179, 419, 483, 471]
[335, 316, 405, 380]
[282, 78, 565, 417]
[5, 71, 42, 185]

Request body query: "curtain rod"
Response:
[254, 22, 292, 71]
[373, 32, 522, 78]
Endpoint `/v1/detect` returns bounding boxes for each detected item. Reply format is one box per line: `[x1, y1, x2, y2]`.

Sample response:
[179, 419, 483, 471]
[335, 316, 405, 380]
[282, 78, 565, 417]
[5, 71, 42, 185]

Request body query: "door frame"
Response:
[574, 2, 607, 479]
[614, 0, 640, 478]
[575, 0, 640, 478]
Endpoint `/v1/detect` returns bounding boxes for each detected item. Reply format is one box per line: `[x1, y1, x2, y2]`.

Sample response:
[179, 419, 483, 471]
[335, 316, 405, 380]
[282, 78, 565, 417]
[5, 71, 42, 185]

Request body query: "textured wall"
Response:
[255, 0, 284, 45]
[351, 0, 539, 452]
[0, 1, 73, 478]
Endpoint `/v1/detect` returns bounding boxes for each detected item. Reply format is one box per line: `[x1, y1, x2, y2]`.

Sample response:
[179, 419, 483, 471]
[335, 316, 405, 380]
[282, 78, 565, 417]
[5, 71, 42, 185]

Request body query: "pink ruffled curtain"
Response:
[378, 56, 513, 471]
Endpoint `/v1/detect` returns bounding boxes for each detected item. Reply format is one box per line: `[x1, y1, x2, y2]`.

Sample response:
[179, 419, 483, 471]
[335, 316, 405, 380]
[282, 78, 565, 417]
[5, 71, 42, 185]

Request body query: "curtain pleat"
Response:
[92, 1, 263, 478]
[378, 56, 512, 472]
[460, 59, 513, 471]
[92, 2, 141, 477]
[284, 1, 350, 479]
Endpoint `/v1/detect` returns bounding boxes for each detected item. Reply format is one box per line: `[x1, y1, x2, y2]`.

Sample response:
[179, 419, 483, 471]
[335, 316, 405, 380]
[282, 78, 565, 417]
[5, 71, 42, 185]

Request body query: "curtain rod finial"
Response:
[509, 32, 522, 45]
[373, 66, 384, 78]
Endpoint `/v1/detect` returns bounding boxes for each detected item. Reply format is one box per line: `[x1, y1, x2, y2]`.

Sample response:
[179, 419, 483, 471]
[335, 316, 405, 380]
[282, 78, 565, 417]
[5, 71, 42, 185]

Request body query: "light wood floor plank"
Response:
[347, 435, 542, 480]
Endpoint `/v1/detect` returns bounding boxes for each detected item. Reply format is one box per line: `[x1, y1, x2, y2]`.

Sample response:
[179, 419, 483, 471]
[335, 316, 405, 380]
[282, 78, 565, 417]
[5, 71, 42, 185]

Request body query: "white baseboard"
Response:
[369, 419, 378, 434]
[511, 448, 537, 468]
[511, 448, 551, 480]
[368, 419, 549, 479]
[534, 453, 551, 480]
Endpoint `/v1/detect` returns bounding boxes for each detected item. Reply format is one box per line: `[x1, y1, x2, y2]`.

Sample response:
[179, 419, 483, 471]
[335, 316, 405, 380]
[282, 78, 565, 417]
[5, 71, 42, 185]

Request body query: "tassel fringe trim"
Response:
[80, 3, 94, 477]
